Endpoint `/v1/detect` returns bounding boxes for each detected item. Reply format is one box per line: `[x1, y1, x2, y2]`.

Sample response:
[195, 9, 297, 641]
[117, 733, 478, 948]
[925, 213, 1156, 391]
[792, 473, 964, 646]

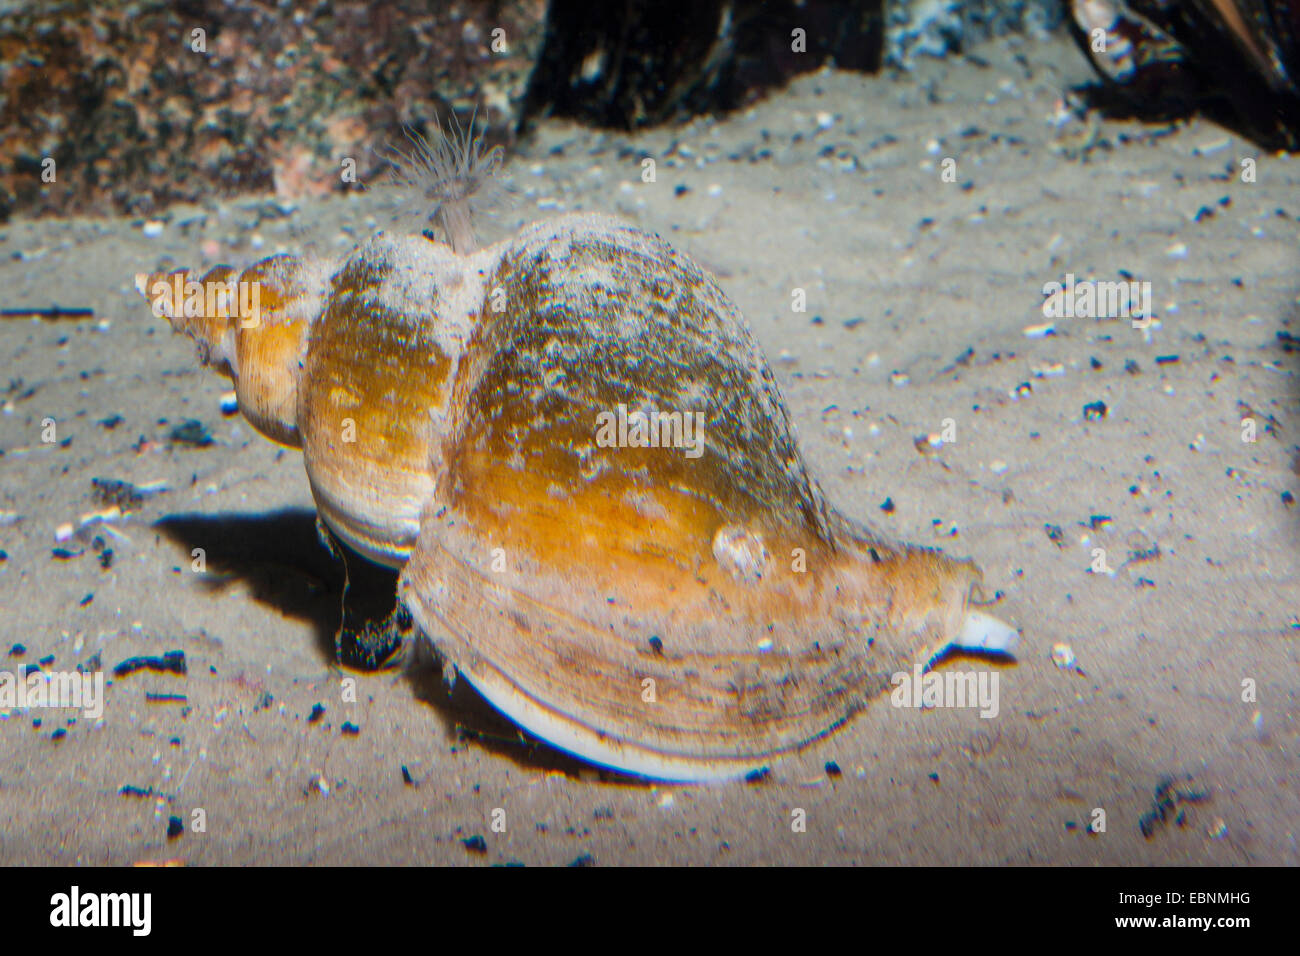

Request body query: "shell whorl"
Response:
[451, 213, 836, 544]
[296, 232, 491, 567]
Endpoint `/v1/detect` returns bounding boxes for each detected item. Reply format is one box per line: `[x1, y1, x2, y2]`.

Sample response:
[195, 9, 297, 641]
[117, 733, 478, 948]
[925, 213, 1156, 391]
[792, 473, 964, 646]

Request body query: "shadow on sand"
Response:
[154, 508, 642, 783]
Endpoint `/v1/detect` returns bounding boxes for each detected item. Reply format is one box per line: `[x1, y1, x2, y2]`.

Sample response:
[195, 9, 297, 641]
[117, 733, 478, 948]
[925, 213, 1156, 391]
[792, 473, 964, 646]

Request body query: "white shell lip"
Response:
[453, 662, 764, 784]
[951, 610, 1020, 655]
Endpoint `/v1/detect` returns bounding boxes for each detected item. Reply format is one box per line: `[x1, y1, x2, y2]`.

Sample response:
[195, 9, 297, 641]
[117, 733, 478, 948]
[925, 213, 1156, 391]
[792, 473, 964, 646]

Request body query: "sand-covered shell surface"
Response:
[137, 121, 1019, 781]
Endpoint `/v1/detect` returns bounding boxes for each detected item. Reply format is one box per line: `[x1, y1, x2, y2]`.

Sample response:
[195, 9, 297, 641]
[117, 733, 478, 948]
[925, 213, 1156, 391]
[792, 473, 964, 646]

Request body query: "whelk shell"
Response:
[136, 120, 1019, 782]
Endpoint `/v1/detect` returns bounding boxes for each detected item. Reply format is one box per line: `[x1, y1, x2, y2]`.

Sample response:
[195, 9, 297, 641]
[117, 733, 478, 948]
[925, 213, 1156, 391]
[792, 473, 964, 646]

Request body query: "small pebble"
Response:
[113, 650, 187, 678]
[1051, 642, 1077, 671]
[168, 419, 213, 447]
[91, 478, 143, 512]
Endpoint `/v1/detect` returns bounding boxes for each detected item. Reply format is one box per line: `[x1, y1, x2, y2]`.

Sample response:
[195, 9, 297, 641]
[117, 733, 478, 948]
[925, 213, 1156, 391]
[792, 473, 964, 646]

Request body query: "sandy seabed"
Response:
[1, 32, 1297, 865]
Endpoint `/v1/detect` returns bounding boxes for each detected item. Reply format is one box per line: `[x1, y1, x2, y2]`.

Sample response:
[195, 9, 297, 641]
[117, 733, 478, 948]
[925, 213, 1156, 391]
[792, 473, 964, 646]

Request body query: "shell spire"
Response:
[134, 255, 332, 448]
